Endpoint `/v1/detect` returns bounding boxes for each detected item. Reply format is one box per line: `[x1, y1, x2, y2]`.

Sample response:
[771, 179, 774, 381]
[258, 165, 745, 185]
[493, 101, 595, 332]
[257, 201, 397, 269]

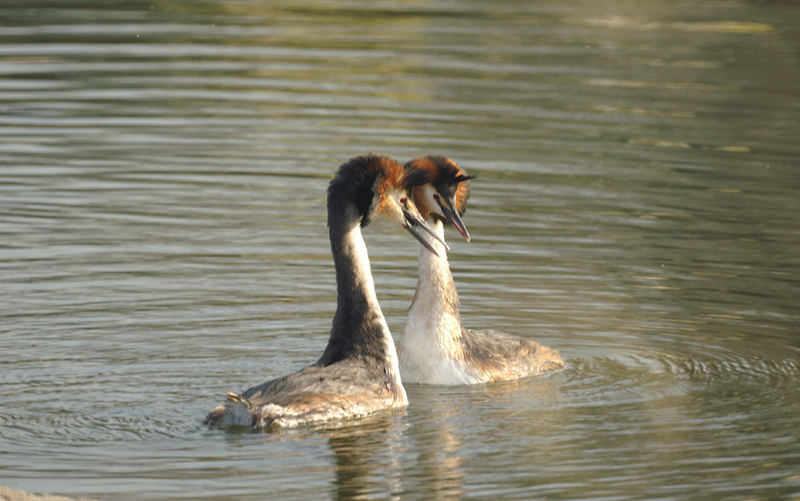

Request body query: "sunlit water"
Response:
[2, 1, 799, 499]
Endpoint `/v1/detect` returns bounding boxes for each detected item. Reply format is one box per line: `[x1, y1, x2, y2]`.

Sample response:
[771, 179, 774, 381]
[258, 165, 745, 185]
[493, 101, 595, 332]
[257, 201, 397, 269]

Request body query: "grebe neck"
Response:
[404, 219, 464, 354]
[316, 202, 401, 384]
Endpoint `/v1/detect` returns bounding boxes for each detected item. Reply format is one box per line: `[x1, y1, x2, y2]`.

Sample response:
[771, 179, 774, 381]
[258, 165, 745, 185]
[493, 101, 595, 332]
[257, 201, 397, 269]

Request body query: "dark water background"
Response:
[1, 1, 799, 499]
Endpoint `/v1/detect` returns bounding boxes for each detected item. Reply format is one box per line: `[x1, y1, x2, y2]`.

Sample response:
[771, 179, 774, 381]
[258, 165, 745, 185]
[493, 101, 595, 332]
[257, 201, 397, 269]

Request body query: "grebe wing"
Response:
[207, 362, 402, 429]
[461, 328, 564, 382]
[242, 362, 392, 403]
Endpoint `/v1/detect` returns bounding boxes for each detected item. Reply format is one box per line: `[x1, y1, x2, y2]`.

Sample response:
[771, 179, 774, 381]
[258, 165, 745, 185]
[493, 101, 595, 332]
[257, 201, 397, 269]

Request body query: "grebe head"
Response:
[404, 156, 473, 242]
[329, 154, 447, 255]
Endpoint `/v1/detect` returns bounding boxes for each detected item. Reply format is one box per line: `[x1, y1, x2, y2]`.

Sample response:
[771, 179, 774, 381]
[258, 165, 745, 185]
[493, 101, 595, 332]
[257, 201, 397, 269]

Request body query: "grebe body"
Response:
[207, 155, 438, 429]
[397, 156, 564, 385]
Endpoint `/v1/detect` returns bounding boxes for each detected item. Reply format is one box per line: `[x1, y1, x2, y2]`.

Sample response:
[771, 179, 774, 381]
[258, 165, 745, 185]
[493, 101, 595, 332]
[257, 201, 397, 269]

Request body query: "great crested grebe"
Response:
[206, 154, 443, 429]
[397, 156, 564, 385]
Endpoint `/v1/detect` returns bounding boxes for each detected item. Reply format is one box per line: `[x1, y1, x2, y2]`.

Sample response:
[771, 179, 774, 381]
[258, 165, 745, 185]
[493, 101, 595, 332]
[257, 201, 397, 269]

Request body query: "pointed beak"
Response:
[438, 196, 471, 242]
[402, 206, 449, 256]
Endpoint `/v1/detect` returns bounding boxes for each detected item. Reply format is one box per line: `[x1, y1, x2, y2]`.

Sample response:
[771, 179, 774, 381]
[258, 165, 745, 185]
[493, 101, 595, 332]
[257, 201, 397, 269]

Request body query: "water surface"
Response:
[2, 1, 799, 499]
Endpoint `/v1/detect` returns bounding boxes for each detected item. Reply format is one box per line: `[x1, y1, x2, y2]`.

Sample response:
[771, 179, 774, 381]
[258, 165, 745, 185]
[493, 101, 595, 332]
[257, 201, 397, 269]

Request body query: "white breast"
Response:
[397, 220, 484, 385]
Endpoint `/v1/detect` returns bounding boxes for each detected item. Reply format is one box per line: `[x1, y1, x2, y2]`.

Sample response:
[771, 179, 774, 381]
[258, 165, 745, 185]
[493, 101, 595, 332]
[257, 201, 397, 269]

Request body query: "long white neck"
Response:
[339, 219, 383, 320]
[317, 206, 403, 391]
[399, 219, 473, 384]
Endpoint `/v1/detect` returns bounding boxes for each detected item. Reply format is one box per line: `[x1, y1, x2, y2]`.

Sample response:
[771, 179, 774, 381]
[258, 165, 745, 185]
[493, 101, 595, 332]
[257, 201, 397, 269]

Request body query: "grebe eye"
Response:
[433, 193, 440, 202]
[400, 197, 407, 206]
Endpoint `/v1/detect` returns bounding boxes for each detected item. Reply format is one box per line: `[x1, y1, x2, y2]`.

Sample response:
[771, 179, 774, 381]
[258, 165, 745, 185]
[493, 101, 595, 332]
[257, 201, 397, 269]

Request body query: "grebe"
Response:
[397, 156, 564, 384]
[206, 154, 442, 429]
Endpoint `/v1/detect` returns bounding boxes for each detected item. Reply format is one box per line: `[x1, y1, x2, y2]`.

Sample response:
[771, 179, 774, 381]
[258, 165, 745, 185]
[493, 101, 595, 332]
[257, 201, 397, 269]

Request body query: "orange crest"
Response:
[375, 155, 406, 215]
[405, 156, 472, 219]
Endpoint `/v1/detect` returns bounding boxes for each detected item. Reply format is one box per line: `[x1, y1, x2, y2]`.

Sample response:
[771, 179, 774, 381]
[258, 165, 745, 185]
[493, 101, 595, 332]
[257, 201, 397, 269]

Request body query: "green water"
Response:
[1, 1, 799, 499]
